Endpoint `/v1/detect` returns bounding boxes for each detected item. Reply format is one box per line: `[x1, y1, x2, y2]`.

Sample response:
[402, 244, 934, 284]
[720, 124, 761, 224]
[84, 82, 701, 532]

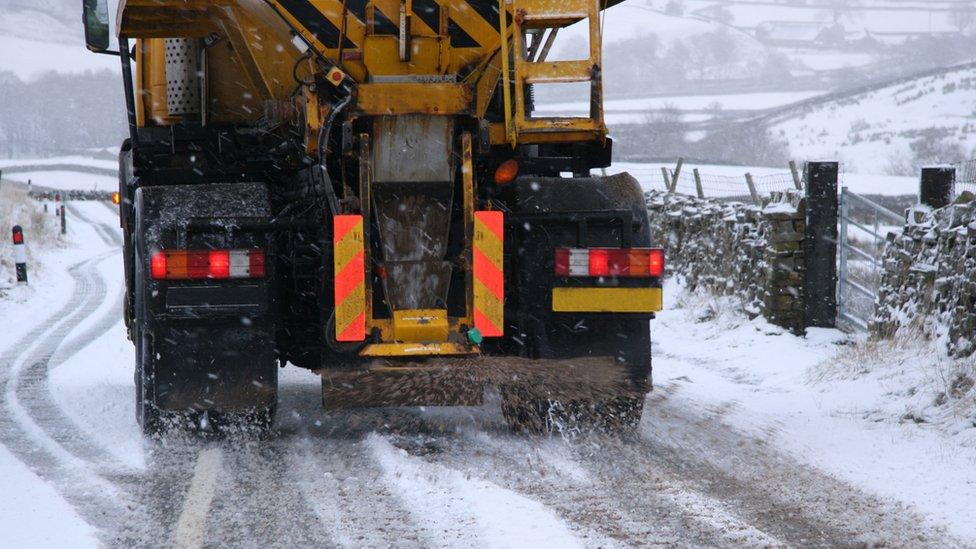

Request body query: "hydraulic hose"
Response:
[317, 94, 354, 217]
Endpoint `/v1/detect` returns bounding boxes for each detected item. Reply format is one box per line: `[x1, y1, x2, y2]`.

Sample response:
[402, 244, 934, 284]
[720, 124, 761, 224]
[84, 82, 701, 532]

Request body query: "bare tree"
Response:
[664, 0, 684, 17]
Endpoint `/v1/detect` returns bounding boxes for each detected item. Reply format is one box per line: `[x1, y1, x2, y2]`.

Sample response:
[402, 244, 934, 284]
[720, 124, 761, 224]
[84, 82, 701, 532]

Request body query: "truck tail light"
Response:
[150, 249, 266, 280]
[554, 248, 664, 278]
[648, 248, 665, 278]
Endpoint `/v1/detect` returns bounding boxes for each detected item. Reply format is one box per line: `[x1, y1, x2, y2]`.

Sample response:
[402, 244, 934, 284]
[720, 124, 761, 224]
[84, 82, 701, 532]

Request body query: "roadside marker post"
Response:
[12, 225, 27, 284]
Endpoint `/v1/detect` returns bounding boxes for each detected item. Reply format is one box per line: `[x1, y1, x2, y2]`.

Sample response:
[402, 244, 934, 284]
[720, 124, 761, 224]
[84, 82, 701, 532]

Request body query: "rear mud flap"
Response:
[153, 326, 277, 412]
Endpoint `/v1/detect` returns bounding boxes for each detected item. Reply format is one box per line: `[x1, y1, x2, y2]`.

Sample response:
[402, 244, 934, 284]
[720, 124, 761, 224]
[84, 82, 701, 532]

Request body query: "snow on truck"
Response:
[81, 0, 664, 434]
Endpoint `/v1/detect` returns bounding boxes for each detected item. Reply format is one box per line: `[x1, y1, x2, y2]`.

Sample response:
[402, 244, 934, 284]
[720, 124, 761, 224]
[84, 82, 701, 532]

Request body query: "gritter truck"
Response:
[81, 0, 664, 434]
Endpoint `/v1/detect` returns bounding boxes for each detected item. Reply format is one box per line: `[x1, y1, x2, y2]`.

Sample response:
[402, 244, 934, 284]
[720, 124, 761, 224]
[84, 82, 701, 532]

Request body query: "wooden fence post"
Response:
[661, 167, 672, 193]
[672, 158, 684, 193]
[789, 160, 803, 190]
[693, 168, 704, 199]
[744, 173, 761, 206]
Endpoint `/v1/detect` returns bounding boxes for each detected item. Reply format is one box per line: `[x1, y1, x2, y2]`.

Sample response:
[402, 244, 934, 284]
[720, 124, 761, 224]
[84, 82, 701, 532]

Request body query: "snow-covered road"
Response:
[0, 201, 969, 547]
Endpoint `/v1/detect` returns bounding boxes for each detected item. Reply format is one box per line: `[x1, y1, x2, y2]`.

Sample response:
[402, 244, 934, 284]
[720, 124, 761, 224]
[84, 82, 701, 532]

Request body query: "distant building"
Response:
[754, 21, 831, 47]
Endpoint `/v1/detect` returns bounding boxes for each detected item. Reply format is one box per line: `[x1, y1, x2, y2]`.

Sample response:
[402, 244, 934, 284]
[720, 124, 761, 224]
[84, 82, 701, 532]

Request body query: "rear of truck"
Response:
[85, 0, 663, 433]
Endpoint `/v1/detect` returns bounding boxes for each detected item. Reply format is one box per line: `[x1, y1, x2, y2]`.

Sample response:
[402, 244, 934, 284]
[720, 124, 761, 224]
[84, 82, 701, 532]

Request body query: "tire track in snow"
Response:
[367, 432, 584, 548]
[11, 205, 127, 472]
[636, 384, 957, 547]
[13, 252, 127, 471]
[407, 426, 783, 547]
[0, 254, 150, 545]
[0, 207, 159, 546]
[202, 442, 332, 548]
[288, 436, 432, 548]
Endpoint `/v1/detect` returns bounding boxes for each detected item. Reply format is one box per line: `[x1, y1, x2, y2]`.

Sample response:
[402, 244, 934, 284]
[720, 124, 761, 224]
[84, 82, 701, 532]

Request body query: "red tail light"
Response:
[150, 249, 266, 280]
[554, 249, 570, 277]
[150, 252, 167, 280]
[648, 249, 665, 278]
[588, 249, 609, 276]
[554, 248, 664, 278]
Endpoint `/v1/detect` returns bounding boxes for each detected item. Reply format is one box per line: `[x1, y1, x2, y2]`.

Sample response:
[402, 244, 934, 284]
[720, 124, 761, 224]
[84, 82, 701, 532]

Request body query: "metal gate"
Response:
[838, 187, 905, 331]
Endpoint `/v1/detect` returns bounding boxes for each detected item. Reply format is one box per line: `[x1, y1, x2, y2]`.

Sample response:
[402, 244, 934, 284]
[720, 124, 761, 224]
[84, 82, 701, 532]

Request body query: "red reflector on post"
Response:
[12, 231, 24, 245]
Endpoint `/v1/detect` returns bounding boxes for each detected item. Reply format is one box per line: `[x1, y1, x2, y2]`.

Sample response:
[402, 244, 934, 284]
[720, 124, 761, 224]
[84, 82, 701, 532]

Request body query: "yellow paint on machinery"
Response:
[392, 309, 450, 343]
[359, 342, 479, 357]
[551, 287, 664, 314]
[113, 0, 637, 360]
[116, 0, 614, 145]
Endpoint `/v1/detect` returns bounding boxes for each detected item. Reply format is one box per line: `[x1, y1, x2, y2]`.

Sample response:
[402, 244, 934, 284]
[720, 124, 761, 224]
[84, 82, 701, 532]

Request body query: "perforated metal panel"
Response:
[165, 38, 202, 116]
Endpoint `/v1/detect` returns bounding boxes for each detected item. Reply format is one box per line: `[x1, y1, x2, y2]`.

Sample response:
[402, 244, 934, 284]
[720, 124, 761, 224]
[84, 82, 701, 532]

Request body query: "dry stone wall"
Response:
[645, 190, 807, 333]
[872, 192, 976, 357]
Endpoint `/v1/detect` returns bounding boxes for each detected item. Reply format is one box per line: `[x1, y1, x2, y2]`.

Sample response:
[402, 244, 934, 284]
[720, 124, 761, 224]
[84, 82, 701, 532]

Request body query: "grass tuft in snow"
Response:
[809, 330, 976, 442]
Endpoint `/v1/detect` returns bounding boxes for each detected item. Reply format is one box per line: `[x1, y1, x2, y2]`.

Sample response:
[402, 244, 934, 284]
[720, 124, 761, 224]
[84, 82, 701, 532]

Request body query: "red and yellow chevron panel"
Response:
[333, 215, 366, 342]
[473, 211, 504, 337]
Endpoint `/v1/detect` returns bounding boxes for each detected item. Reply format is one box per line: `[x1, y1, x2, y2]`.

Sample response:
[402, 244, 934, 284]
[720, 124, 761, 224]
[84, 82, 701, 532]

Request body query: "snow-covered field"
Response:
[0, 156, 118, 171]
[0, 2, 118, 80]
[2, 170, 118, 193]
[770, 63, 976, 174]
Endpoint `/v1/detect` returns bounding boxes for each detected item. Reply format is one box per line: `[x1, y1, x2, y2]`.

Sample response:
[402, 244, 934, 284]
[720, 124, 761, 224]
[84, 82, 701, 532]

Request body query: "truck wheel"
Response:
[500, 385, 644, 435]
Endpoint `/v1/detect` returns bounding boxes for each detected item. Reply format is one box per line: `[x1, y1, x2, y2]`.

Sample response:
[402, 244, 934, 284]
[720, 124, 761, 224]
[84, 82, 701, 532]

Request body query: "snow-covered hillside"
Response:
[0, 0, 118, 80]
[769, 63, 976, 174]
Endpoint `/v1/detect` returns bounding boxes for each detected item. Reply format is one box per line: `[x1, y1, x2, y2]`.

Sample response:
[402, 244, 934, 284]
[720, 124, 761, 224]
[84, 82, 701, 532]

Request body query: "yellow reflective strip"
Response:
[551, 288, 663, 313]
[473, 217, 503, 271]
[473, 278, 504, 336]
[334, 218, 364, 273]
[335, 281, 366, 335]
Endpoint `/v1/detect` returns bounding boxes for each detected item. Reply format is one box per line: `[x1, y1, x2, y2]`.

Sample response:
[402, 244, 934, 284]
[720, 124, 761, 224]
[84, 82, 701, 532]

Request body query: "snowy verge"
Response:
[0, 201, 119, 544]
[0, 444, 100, 548]
[0, 181, 62, 289]
[653, 282, 976, 542]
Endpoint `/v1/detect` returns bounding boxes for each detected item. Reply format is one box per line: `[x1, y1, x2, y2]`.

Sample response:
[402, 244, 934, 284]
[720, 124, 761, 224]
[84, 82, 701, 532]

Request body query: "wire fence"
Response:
[955, 159, 976, 196]
[657, 162, 802, 203]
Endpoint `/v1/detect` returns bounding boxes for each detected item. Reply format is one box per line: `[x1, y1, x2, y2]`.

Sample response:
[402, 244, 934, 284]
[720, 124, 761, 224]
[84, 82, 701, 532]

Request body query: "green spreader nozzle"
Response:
[466, 328, 483, 345]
